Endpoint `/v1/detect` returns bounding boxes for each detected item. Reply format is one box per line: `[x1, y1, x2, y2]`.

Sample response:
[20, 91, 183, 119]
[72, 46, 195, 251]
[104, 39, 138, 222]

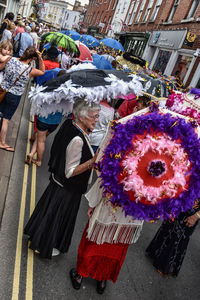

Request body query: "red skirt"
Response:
[77, 224, 129, 283]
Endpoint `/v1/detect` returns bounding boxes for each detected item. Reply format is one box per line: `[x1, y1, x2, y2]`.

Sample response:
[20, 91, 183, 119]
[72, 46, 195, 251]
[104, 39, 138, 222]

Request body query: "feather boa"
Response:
[29, 73, 143, 117]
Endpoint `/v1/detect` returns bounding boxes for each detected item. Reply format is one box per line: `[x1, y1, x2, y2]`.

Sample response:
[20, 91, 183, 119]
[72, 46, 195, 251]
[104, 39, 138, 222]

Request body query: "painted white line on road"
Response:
[11, 121, 32, 300]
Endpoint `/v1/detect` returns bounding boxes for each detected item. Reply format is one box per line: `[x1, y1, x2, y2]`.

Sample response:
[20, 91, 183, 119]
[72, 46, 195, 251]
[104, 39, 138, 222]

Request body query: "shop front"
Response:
[117, 32, 150, 57]
[144, 30, 199, 86]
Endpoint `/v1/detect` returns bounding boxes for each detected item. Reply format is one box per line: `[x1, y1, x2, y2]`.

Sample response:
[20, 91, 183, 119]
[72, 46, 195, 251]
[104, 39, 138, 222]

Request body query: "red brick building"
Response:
[82, 0, 118, 36]
[83, 0, 200, 87]
[118, 0, 200, 88]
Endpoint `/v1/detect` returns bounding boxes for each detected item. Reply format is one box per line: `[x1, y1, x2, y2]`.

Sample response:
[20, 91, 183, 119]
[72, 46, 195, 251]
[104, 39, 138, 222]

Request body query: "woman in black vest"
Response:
[24, 99, 100, 258]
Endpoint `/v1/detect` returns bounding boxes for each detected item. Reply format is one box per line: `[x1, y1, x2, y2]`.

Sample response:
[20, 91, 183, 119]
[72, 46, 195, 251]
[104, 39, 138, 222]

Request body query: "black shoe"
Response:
[96, 280, 107, 294]
[69, 268, 82, 290]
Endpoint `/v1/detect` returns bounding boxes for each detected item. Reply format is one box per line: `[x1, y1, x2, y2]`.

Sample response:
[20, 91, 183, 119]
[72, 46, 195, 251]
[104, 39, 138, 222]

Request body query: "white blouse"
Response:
[65, 127, 94, 180]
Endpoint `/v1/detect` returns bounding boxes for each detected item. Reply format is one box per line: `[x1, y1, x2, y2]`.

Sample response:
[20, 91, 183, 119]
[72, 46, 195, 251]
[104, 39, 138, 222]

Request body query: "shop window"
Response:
[167, 0, 180, 22]
[153, 50, 172, 74]
[143, 0, 154, 22]
[186, 0, 200, 19]
[150, 0, 162, 22]
[172, 54, 192, 81]
[135, 0, 147, 23]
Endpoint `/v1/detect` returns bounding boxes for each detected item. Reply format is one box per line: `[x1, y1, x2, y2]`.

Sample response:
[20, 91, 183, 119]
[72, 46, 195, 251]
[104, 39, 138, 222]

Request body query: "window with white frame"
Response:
[186, 0, 200, 19]
[135, 0, 147, 23]
[129, 0, 139, 24]
[126, 1, 135, 24]
[142, 0, 154, 22]
[167, 0, 180, 22]
[150, 0, 162, 21]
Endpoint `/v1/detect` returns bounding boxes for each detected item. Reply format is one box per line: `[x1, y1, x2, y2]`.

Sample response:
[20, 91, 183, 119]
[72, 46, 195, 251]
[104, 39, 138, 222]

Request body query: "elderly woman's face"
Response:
[81, 110, 99, 132]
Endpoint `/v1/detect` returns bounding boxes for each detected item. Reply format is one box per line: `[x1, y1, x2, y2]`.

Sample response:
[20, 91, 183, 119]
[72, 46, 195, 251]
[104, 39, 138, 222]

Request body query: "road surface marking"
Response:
[25, 158, 37, 300]
[11, 121, 32, 300]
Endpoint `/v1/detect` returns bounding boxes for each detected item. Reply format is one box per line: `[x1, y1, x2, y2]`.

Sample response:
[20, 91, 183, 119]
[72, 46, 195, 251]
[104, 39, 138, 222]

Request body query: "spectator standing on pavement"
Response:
[0, 12, 14, 39]
[24, 100, 100, 258]
[14, 26, 33, 57]
[0, 47, 45, 152]
[0, 22, 15, 43]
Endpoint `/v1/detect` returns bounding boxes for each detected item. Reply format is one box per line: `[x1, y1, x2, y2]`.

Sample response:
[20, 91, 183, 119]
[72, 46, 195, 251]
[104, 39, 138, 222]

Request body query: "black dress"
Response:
[24, 120, 93, 259]
[146, 203, 200, 276]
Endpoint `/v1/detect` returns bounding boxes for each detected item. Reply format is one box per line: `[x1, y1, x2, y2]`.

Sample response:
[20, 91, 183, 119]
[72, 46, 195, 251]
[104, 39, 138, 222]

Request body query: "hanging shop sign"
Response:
[184, 32, 196, 48]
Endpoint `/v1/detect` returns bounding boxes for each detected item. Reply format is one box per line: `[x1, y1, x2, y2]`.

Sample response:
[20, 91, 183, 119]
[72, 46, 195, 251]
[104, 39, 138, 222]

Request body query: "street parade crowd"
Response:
[0, 11, 200, 296]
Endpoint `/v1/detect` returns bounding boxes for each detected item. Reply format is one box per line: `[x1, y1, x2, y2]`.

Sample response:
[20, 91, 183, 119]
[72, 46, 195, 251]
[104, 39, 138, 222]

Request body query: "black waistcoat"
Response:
[48, 119, 93, 194]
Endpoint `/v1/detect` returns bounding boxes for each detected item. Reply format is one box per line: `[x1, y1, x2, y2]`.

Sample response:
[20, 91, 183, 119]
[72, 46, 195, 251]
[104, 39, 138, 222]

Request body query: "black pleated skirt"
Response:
[24, 179, 82, 259]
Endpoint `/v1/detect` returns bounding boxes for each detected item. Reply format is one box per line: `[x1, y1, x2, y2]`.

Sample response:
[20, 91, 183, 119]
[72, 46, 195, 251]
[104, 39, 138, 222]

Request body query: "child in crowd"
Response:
[0, 40, 13, 81]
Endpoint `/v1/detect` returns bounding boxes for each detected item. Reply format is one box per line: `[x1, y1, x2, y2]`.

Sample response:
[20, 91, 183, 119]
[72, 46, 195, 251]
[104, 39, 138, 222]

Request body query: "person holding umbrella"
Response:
[24, 99, 100, 258]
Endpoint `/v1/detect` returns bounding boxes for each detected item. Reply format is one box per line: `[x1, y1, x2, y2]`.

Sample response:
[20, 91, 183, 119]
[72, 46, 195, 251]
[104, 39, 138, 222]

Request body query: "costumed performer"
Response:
[70, 109, 145, 294]
[24, 99, 100, 258]
[70, 178, 143, 294]
[146, 200, 200, 277]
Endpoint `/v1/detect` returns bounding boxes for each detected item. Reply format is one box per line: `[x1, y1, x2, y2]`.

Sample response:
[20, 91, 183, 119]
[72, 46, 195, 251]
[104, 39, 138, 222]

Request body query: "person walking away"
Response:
[14, 21, 25, 37]
[0, 22, 15, 43]
[0, 12, 14, 39]
[29, 46, 60, 143]
[0, 47, 45, 152]
[30, 26, 39, 49]
[146, 201, 200, 277]
[25, 68, 63, 167]
[14, 26, 33, 57]
[24, 99, 100, 258]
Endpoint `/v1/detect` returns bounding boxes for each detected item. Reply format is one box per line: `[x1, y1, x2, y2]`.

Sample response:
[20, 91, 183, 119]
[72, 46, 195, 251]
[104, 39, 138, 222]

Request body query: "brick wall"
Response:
[123, 0, 200, 50]
[83, 0, 118, 35]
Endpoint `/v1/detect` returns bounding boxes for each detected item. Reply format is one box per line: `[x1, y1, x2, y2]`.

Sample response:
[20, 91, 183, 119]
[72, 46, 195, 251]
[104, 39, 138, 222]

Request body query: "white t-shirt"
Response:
[30, 32, 39, 48]
[1, 29, 12, 42]
[90, 104, 114, 147]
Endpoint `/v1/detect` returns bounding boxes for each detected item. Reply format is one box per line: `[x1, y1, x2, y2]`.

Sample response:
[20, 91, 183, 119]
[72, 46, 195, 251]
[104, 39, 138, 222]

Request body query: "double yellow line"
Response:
[11, 121, 36, 300]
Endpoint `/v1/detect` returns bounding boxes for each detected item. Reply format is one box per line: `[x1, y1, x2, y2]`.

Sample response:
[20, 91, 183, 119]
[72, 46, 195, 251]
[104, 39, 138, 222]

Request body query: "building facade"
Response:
[82, 0, 118, 36]
[0, 0, 20, 20]
[117, 0, 200, 88]
[40, 0, 73, 28]
[17, 0, 33, 18]
[62, 9, 81, 30]
[107, 0, 131, 38]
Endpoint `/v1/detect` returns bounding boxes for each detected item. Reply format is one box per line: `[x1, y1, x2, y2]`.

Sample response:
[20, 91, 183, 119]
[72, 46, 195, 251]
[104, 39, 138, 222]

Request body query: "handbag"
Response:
[0, 64, 30, 103]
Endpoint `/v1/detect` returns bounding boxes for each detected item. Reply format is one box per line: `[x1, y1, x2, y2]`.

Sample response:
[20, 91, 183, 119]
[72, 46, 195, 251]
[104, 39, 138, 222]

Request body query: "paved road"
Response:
[0, 91, 200, 300]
